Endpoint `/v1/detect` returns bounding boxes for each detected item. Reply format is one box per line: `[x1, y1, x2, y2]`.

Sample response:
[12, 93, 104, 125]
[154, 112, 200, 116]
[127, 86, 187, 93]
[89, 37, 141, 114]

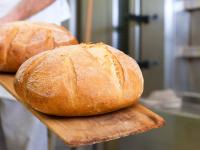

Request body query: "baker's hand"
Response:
[0, 0, 56, 26]
[0, 18, 10, 25]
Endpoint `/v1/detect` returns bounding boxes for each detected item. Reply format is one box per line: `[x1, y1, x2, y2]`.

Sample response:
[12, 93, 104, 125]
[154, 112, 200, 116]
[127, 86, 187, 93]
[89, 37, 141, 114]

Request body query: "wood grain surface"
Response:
[0, 73, 166, 147]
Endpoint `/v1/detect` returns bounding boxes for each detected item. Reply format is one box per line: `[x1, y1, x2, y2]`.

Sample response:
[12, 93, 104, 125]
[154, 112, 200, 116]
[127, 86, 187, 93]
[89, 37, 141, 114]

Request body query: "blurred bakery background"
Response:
[53, 0, 200, 149]
[0, 0, 200, 150]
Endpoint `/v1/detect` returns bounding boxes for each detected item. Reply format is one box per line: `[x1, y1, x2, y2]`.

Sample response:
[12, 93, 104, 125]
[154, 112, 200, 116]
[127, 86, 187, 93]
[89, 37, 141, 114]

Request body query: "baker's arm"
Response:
[0, 0, 56, 25]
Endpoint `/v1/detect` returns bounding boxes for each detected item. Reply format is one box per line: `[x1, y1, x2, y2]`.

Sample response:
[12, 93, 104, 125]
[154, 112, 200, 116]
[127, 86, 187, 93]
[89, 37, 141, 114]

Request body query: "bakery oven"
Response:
[118, 0, 200, 149]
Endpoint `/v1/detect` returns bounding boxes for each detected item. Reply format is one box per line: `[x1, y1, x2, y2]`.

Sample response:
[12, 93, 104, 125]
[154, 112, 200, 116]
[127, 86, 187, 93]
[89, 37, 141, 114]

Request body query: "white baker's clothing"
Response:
[0, 0, 71, 25]
[0, 0, 71, 101]
[0, 1, 71, 150]
[0, 99, 48, 150]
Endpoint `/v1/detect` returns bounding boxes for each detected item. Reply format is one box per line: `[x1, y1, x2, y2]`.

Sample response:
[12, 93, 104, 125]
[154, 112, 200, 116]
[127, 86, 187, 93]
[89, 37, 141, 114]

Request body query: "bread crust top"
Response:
[14, 43, 143, 116]
[0, 21, 78, 72]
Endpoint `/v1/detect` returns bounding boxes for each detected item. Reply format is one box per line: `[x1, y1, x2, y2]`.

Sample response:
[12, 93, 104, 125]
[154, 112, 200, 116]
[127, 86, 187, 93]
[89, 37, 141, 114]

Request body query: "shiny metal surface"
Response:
[153, 102, 200, 120]
[184, 0, 200, 10]
[182, 92, 200, 104]
[134, 0, 141, 62]
[177, 45, 200, 58]
[164, 0, 175, 89]
[190, 10, 200, 45]
[112, 0, 119, 49]
[112, 101, 200, 150]
[117, 0, 200, 149]
[135, 25, 140, 61]
[173, 1, 190, 94]
[174, 1, 200, 94]
[141, 0, 165, 96]
[119, 105, 200, 150]
[129, 0, 166, 96]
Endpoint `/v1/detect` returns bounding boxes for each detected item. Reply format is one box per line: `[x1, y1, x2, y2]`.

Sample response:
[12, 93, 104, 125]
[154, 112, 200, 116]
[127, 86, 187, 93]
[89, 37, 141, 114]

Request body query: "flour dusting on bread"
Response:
[14, 43, 143, 116]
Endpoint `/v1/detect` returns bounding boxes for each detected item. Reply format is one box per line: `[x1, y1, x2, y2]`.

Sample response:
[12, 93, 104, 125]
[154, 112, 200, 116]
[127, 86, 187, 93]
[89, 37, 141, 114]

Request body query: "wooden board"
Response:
[0, 73, 166, 147]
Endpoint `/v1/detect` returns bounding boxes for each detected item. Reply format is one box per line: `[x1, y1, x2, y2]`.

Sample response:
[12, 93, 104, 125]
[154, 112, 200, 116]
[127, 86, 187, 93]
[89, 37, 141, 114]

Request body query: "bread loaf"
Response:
[14, 43, 143, 116]
[0, 21, 78, 72]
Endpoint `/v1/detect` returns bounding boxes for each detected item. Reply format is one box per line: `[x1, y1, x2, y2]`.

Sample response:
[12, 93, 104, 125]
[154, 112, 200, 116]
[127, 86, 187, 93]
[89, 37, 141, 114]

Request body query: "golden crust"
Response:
[14, 43, 143, 116]
[0, 21, 78, 72]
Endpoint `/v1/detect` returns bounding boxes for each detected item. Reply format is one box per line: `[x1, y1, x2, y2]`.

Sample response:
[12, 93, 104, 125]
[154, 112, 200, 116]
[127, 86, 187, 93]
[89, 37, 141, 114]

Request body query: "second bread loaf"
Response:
[0, 21, 78, 72]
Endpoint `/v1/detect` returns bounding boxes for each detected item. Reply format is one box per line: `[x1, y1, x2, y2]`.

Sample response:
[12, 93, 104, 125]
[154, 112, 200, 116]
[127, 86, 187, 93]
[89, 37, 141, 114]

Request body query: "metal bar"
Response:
[176, 46, 200, 58]
[127, 14, 149, 23]
[135, 0, 141, 62]
[112, 0, 119, 49]
[164, 0, 175, 89]
[69, 0, 77, 37]
[112, 0, 119, 29]
[184, 0, 200, 10]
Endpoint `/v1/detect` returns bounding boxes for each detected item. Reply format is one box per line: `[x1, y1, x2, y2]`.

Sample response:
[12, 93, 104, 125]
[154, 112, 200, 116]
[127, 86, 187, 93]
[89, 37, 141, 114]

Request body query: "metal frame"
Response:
[164, 0, 176, 90]
[134, 0, 141, 62]
[69, 0, 78, 37]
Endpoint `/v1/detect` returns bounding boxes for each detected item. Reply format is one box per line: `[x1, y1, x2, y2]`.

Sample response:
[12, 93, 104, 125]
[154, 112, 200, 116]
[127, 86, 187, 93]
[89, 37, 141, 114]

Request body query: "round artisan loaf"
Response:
[0, 21, 78, 72]
[14, 43, 144, 116]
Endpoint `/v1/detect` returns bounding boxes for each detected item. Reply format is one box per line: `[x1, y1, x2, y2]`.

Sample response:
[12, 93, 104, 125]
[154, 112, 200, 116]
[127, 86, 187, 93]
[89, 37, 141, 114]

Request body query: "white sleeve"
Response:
[26, 0, 71, 25]
[59, 0, 71, 22]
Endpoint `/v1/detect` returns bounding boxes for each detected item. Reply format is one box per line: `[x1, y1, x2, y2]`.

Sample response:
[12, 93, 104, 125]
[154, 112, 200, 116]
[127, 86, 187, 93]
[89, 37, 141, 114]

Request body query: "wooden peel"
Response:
[85, 0, 94, 43]
[0, 73, 166, 146]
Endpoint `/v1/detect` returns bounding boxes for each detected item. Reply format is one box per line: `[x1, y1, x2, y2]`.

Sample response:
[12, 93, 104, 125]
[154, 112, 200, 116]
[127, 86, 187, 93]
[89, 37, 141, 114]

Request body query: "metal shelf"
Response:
[151, 102, 200, 120]
[184, 0, 200, 11]
[176, 46, 200, 58]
